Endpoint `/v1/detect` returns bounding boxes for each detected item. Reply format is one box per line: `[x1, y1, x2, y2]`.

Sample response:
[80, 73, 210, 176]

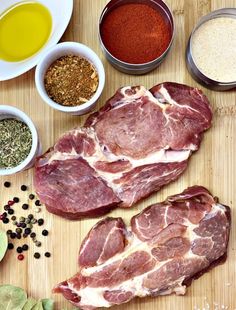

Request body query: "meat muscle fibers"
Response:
[54, 186, 231, 309]
[34, 82, 212, 220]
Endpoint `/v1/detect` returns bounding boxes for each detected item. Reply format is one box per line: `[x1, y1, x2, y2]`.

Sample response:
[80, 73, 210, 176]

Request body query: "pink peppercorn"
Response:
[17, 254, 24, 261]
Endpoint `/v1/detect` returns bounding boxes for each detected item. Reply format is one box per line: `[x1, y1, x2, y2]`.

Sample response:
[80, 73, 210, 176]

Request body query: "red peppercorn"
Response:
[0, 213, 7, 220]
[17, 254, 24, 261]
[8, 200, 15, 206]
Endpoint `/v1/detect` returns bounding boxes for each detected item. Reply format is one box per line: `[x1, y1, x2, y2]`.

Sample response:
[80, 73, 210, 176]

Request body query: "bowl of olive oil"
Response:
[0, 2, 52, 62]
[0, 0, 73, 81]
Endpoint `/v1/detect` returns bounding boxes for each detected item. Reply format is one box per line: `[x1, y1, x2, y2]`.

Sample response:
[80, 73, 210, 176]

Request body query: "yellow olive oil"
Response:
[0, 1, 52, 62]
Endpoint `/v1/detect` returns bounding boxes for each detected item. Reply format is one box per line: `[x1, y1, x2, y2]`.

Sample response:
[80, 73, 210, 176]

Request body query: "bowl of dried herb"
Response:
[35, 42, 105, 115]
[0, 105, 40, 176]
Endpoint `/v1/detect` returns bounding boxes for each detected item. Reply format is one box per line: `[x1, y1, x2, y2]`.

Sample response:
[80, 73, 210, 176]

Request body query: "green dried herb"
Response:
[0, 118, 32, 169]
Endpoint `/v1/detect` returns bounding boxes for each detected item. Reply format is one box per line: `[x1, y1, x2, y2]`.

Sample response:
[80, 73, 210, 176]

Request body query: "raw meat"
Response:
[54, 186, 230, 309]
[34, 82, 212, 219]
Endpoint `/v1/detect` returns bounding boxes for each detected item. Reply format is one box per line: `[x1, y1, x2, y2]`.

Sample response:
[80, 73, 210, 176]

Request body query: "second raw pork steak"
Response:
[54, 186, 230, 309]
[34, 82, 212, 219]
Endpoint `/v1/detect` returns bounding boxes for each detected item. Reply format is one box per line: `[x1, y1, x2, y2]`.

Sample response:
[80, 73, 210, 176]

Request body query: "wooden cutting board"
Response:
[0, 0, 236, 309]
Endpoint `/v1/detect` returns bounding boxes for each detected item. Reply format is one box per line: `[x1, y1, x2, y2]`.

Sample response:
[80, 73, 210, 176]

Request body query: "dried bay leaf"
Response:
[0, 285, 27, 310]
[41, 299, 54, 310]
[22, 298, 37, 310]
[32, 301, 44, 310]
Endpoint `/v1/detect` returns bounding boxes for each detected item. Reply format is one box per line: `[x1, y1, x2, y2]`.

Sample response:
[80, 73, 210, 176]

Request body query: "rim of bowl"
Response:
[0, 105, 38, 175]
[98, 0, 175, 67]
[35, 42, 105, 113]
[188, 7, 236, 86]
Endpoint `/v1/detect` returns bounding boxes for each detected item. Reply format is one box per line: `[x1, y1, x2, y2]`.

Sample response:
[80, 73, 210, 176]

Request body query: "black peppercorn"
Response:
[30, 232, 36, 238]
[21, 185, 27, 191]
[13, 197, 19, 203]
[22, 204, 29, 210]
[38, 219, 44, 226]
[4, 205, 10, 211]
[11, 216, 16, 221]
[8, 243, 14, 250]
[4, 181, 11, 188]
[21, 223, 27, 228]
[34, 252, 40, 259]
[7, 229, 12, 235]
[35, 200, 41, 206]
[45, 252, 51, 257]
[23, 233, 28, 238]
[3, 218, 9, 224]
[29, 194, 35, 200]
[16, 247, 23, 253]
[16, 233, 21, 239]
[8, 209, 14, 215]
[2, 212, 7, 218]
[28, 214, 34, 220]
[10, 232, 16, 239]
[42, 230, 48, 236]
[24, 228, 31, 235]
[22, 244, 29, 251]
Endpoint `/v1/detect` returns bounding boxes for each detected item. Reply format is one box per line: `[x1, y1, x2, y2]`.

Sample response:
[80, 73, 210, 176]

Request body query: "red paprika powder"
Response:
[100, 3, 172, 64]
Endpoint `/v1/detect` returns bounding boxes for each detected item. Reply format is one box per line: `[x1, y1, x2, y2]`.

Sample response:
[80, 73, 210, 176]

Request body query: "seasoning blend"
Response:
[44, 55, 99, 107]
[35, 42, 105, 115]
[186, 8, 236, 90]
[99, 0, 174, 74]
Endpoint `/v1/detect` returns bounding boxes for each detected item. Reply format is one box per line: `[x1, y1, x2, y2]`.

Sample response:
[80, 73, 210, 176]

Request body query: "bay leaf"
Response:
[0, 230, 8, 262]
[22, 298, 37, 310]
[0, 285, 27, 310]
[41, 299, 54, 310]
[32, 301, 44, 310]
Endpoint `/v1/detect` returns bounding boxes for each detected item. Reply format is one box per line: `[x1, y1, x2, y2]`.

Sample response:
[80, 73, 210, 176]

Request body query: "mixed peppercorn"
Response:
[1, 181, 51, 261]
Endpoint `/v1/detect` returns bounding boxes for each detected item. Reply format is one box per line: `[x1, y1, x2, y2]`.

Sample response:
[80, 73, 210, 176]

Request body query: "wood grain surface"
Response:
[0, 0, 236, 309]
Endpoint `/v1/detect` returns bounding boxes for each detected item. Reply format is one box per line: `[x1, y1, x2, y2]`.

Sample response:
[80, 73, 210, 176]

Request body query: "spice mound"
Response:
[0, 118, 32, 169]
[191, 17, 236, 83]
[100, 3, 172, 64]
[44, 55, 99, 107]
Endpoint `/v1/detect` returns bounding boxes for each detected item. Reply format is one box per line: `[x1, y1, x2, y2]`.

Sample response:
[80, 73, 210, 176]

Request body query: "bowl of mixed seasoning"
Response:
[186, 8, 236, 91]
[99, 0, 174, 75]
[35, 42, 105, 115]
[0, 106, 40, 176]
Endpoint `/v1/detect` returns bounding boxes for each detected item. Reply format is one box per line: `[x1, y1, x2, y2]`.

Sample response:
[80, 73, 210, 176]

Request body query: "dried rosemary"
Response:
[44, 55, 99, 107]
[0, 118, 32, 169]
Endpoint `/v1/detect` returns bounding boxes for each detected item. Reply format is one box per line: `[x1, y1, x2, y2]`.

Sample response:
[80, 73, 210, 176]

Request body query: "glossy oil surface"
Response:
[0, 1, 52, 62]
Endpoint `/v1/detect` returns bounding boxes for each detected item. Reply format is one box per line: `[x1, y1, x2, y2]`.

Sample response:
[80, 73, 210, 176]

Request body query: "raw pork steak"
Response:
[34, 82, 212, 219]
[54, 186, 230, 309]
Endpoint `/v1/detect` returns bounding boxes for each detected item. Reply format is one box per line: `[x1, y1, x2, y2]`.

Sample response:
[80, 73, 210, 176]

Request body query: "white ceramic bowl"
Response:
[0, 0, 73, 81]
[0, 105, 41, 176]
[35, 42, 105, 115]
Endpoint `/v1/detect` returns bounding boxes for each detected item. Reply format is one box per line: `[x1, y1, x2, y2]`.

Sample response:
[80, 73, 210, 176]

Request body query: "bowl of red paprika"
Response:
[99, 0, 174, 75]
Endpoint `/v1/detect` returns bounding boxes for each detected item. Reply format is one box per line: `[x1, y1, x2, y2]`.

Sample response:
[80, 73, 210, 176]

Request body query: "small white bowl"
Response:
[0, 105, 41, 176]
[35, 42, 105, 115]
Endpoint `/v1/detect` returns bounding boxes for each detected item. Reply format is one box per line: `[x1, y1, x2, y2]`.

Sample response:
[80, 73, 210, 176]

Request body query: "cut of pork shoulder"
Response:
[34, 82, 212, 219]
[54, 186, 231, 309]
